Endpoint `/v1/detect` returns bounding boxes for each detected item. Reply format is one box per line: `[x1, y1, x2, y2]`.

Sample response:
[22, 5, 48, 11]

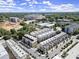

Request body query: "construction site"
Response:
[0, 21, 22, 31]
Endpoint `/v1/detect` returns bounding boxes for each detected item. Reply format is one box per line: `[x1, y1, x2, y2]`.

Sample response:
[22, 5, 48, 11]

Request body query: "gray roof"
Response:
[38, 32, 68, 49]
[30, 28, 51, 37]
[65, 23, 79, 28]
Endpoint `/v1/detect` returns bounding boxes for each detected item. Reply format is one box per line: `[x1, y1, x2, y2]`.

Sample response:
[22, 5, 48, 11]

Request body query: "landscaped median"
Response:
[61, 41, 78, 58]
[61, 40, 73, 51]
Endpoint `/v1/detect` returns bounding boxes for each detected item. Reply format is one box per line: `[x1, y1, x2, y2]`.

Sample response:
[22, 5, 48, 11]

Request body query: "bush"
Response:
[3, 35, 11, 40]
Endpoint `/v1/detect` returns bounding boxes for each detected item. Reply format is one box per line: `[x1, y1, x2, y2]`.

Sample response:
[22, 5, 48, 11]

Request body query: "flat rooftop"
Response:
[38, 22, 55, 27]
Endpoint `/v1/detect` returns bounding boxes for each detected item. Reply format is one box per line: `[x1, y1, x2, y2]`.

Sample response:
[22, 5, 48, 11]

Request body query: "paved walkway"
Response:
[53, 36, 78, 59]
[65, 43, 79, 59]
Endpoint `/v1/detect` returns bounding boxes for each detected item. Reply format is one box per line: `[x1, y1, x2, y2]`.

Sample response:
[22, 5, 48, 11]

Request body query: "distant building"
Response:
[0, 44, 9, 59]
[37, 22, 55, 28]
[24, 20, 36, 24]
[10, 17, 20, 23]
[6, 39, 29, 59]
[24, 14, 46, 20]
[57, 19, 71, 25]
[64, 23, 79, 34]
[57, 19, 71, 22]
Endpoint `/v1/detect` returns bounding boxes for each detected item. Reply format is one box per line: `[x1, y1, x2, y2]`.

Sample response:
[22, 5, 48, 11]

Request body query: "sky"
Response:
[0, 0, 79, 12]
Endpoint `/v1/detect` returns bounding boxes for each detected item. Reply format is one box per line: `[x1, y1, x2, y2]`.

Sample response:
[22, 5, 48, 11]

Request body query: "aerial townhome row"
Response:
[38, 32, 69, 54]
[22, 28, 61, 48]
[6, 39, 29, 59]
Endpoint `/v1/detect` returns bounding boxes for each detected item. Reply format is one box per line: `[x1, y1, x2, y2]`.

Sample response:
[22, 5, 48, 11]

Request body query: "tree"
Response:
[10, 29, 16, 34]
[3, 35, 11, 40]
[20, 21, 26, 26]
[48, 17, 54, 22]
[46, 51, 49, 57]
[73, 29, 79, 35]
[17, 31, 24, 40]
[11, 34, 18, 39]
[0, 28, 11, 36]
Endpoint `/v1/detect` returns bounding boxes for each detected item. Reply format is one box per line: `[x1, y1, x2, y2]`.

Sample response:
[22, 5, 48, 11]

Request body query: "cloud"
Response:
[0, 0, 79, 12]
[32, 0, 38, 4]
[6, 0, 16, 6]
[39, 9, 47, 12]
[25, 0, 31, 1]
[20, 3, 27, 6]
[0, 0, 7, 5]
[0, 0, 16, 6]
[42, 1, 79, 12]
[43, 1, 52, 6]
[0, 0, 24, 12]
[6, 0, 13, 2]
[49, 4, 79, 12]
[27, 0, 38, 4]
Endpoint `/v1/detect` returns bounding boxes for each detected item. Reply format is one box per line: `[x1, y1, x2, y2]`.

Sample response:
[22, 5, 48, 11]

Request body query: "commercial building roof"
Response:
[24, 14, 45, 20]
[10, 17, 19, 19]
[24, 20, 36, 24]
[38, 22, 55, 27]
[57, 19, 71, 22]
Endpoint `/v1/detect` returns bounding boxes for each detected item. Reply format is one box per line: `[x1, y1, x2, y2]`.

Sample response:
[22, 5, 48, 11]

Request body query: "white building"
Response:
[53, 55, 62, 59]
[0, 44, 9, 59]
[30, 28, 61, 43]
[36, 30, 57, 42]
[37, 22, 55, 28]
[30, 28, 51, 37]
[57, 19, 71, 22]
[10, 17, 20, 23]
[22, 34, 37, 47]
[24, 20, 36, 24]
[6, 39, 29, 59]
[57, 19, 71, 25]
[24, 14, 45, 20]
[38, 32, 68, 53]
